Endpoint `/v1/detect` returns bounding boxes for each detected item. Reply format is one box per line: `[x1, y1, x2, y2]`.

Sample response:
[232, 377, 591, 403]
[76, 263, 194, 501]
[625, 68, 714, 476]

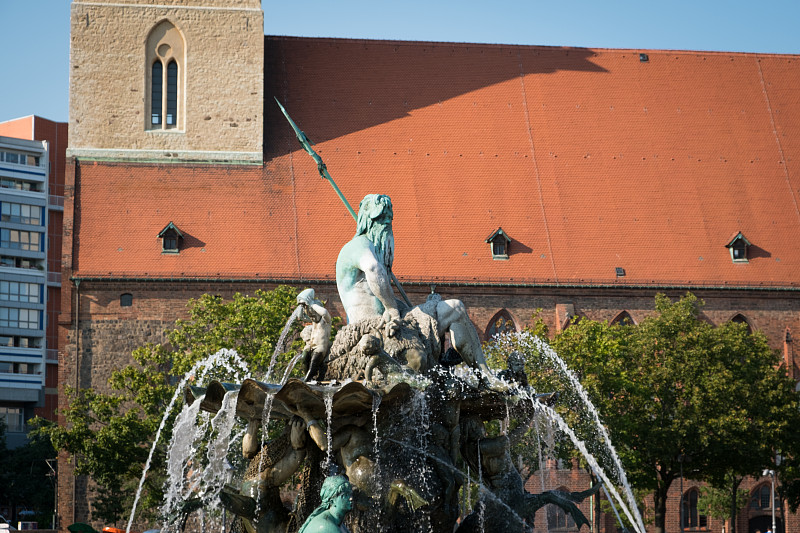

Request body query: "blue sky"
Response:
[1, 0, 798, 124]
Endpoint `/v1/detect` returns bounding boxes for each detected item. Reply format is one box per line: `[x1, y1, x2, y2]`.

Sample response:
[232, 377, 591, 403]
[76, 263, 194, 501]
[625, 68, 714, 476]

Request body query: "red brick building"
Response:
[60, 1, 799, 532]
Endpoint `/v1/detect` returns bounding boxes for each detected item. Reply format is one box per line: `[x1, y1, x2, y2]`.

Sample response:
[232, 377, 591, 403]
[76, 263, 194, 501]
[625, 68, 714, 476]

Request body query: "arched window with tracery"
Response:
[146, 20, 184, 130]
[681, 488, 707, 530]
[611, 310, 635, 326]
[730, 313, 753, 334]
[485, 309, 516, 340]
[750, 484, 774, 510]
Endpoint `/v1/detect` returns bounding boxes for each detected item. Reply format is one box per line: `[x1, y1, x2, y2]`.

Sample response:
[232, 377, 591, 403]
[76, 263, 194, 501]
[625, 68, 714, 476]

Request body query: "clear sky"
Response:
[1, 0, 798, 125]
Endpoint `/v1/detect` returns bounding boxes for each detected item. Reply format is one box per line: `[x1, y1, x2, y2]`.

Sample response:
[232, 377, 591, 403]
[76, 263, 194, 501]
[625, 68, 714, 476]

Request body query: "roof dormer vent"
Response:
[724, 231, 751, 263]
[157, 221, 184, 254]
[485, 228, 511, 260]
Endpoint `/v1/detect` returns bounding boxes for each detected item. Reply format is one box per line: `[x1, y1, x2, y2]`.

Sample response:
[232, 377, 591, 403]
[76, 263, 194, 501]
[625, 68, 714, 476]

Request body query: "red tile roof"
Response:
[74, 38, 800, 288]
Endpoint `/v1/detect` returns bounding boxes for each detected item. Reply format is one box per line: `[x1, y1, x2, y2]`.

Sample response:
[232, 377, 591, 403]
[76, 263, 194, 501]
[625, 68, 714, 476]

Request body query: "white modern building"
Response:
[0, 135, 49, 449]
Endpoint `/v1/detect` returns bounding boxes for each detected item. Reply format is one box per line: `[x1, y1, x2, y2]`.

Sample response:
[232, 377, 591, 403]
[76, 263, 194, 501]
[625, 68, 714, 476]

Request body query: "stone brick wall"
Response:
[68, 0, 263, 162]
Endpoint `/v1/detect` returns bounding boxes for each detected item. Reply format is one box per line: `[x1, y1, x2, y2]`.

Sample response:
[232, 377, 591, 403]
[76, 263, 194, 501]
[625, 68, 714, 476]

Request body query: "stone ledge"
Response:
[66, 148, 263, 165]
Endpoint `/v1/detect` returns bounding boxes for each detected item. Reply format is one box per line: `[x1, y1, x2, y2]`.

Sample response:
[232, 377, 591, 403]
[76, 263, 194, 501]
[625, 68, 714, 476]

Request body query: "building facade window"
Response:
[611, 311, 635, 326]
[725, 232, 751, 263]
[730, 313, 752, 334]
[682, 488, 708, 530]
[0, 335, 41, 348]
[0, 281, 42, 303]
[0, 177, 43, 192]
[151, 61, 163, 125]
[547, 489, 578, 531]
[0, 307, 40, 329]
[1, 229, 42, 251]
[120, 293, 133, 307]
[146, 20, 185, 131]
[0, 151, 42, 167]
[0, 406, 25, 433]
[485, 227, 511, 260]
[0, 255, 43, 270]
[167, 60, 178, 125]
[751, 485, 774, 510]
[485, 309, 516, 340]
[1, 202, 43, 225]
[0, 362, 37, 375]
[157, 221, 183, 253]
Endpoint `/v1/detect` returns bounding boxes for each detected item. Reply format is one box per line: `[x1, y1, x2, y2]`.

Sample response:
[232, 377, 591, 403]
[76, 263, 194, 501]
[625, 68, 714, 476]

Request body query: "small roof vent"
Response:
[485, 227, 511, 260]
[724, 231, 751, 263]
[157, 221, 184, 253]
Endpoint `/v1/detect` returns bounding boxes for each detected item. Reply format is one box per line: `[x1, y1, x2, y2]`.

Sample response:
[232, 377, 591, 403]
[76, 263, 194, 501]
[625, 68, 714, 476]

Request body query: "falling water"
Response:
[533, 413, 549, 532]
[495, 331, 646, 533]
[476, 440, 485, 533]
[200, 390, 240, 504]
[410, 390, 433, 533]
[323, 387, 334, 474]
[127, 348, 249, 533]
[161, 397, 204, 521]
[263, 305, 303, 382]
[371, 393, 382, 482]
[371, 393, 382, 529]
[527, 396, 644, 533]
[254, 390, 277, 517]
[280, 350, 306, 385]
[384, 437, 527, 529]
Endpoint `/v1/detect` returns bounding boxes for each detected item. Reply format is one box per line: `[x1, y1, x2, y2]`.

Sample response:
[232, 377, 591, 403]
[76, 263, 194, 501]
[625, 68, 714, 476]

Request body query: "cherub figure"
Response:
[297, 288, 332, 382]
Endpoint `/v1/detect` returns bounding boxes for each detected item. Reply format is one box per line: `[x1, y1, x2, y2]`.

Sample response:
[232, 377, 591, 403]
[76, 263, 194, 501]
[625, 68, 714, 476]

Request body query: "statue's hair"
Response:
[356, 194, 394, 270]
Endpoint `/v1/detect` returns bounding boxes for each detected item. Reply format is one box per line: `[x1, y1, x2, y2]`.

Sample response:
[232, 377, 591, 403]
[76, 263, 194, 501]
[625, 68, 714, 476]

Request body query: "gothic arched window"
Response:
[730, 313, 753, 334]
[681, 488, 707, 530]
[547, 488, 578, 531]
[485, 309, 516, 340]
[611, 310, 635, 326]
[146, 20, 185, 130]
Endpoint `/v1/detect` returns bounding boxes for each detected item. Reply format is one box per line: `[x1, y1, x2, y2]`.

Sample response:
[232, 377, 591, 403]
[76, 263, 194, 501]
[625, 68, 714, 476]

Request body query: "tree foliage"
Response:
[40, 287, 302, 525]
[0, 420, 57, 526]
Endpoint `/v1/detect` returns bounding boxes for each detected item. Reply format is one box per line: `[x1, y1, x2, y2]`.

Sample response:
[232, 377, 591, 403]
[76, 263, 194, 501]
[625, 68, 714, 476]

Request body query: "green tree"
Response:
[699, 483, 749, 527]
[0, 420, 57, 527]
[40, 287, 302, 525]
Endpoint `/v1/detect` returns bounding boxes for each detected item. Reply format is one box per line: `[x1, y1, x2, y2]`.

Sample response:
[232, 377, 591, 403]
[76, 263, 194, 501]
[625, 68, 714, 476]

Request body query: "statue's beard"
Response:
[368, 222, 394, 272]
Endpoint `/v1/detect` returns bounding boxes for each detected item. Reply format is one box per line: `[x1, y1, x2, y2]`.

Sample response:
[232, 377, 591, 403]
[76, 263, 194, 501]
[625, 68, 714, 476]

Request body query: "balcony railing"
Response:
[48, 195, 64, 208]
[47, 272, 61, 285]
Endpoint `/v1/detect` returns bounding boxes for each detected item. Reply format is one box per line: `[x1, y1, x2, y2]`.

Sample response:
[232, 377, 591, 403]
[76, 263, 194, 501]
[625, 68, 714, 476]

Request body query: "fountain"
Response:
[118, 99, 647, 533]
[119, 190, 649, 533]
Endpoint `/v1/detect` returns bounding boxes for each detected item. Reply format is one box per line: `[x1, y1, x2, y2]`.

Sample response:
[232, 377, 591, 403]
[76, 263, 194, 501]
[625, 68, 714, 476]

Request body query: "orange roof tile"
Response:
[74, 38, 800, 289]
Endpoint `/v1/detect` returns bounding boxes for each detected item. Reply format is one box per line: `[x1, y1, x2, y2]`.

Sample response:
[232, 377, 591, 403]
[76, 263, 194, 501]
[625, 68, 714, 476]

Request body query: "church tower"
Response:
[68, 0, 263, 164]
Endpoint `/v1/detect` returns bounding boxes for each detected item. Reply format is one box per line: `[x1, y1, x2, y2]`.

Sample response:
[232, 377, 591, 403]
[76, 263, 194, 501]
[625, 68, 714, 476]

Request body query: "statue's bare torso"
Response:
[336, 235, 396, 324]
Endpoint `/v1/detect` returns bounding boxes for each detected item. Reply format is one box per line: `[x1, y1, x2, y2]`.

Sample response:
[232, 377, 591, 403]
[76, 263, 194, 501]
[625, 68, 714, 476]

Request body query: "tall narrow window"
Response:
[682, 488, 708, 530]
[167, 60, 178, 127]
[146, 20, 184, 130]
[151, 61, 163, 125]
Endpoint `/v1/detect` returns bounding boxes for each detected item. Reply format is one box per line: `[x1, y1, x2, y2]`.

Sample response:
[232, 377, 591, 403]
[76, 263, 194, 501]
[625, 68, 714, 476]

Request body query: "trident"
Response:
[275, 98, 413, 308]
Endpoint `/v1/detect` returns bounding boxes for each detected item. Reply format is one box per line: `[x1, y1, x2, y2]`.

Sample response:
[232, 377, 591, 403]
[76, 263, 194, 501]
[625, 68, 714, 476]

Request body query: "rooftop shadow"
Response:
[264, 36, 607, 158]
